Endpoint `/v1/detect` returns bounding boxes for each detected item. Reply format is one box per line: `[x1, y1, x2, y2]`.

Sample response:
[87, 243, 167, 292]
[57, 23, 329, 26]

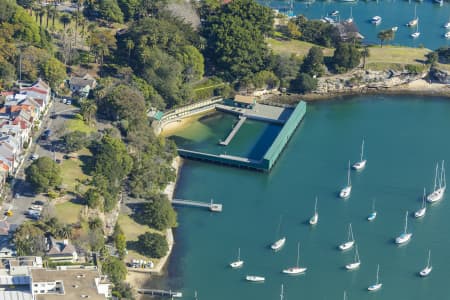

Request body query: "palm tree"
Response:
[60, 13, 71, 31]
[361, 46, 370, 69]
[80, 99, 97, 125]
[125, 39, 134, 60]
[58, 225, 73, 239]
[89, 217, 103, 231]
[377, 29, 395, 48]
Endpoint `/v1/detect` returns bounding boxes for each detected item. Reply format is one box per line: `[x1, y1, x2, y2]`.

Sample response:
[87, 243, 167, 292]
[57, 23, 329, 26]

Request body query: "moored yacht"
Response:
[230, 248, 244, 268]
[371, 16, 382, 25]
[339, 223, 355, 251]
[345, 245, 361, 270]
[427, 161, 446, 202]
[414, 188, 427, 218]
[309, 197, 318, 225]
[419, 250, 432, 277]
[352, 139, 367, 171]
[368, 264, 382, 291]
[368, 199, 377, 221]
[339, 161, 352, 199]
[246, 275, 265, 282]
[395, 211, 412, 244]
[282, 242, 307, 275]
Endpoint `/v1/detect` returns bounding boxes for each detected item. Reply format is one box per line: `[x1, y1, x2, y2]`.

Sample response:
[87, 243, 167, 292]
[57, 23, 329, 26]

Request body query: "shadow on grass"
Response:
[79, 155, 95, 174]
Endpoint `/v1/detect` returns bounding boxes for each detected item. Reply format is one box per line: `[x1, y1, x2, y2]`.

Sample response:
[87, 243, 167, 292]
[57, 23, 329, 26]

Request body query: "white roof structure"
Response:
[0, 291, 33, 300]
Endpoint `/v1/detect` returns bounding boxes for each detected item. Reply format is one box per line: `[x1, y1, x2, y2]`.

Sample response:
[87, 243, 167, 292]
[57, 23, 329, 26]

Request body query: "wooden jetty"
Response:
[219, 116, 247, 146]
[137, 289, 183, 298]
[172, 198, 223, 212]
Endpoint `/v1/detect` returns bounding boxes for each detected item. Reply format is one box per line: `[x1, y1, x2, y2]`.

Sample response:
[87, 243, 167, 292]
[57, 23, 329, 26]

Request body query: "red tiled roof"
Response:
[21, 87, 48, 95]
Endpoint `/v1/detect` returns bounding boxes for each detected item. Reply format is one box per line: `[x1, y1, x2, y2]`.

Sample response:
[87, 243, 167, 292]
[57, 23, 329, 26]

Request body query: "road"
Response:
[3, 99, 79, 231]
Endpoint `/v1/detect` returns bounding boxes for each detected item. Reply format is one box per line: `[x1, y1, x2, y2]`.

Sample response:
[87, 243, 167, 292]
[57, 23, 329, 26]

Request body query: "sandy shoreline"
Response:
[301, 79, 450, 101]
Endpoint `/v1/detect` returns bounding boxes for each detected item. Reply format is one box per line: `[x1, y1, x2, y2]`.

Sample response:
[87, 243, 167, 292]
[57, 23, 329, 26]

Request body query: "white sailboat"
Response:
[345, 245, 361, 270]
[395, 211, 412, 244]
[339, 223, 355, 251]
[230, 248, 244, 268]
[271, 216, 286, 251]
[368, 264, 382, 291]
[427, 161, 446, 202]
[346, 7, 353, 23]
[246, 275, 265, 282]
[352, 139, 367, 171]
[367, 199, 377, 221]
[339, 161, 352, 199]
[407, 5, 419, 27]
[414, 188, 427, 218]
[419, 250, 432, 277]
[411, 21, 420, 38]
[309, 197, 318, 225]
[282, 242, 307, 275]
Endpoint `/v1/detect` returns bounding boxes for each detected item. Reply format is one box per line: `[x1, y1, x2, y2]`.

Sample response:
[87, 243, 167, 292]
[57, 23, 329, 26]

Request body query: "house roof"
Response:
[69, 77, 96, 88]
[47, 237, 76, 256]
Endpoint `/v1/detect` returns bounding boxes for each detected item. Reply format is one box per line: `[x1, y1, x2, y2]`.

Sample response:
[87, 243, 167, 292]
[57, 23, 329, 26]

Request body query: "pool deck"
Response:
[215, 103, 292, 124]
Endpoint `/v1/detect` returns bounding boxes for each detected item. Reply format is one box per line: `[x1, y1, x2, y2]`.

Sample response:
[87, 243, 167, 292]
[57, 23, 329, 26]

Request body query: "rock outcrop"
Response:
[314, 69, 428, 94]
[430, 67, 450, 84]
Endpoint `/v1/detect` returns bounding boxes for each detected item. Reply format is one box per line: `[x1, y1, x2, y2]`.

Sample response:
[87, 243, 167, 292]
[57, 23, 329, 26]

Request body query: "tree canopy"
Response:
[136, 232, 169, 258]
[25, 157, 62, 193]
[203, 0, 274, 79]
[136, 193, 177, 230]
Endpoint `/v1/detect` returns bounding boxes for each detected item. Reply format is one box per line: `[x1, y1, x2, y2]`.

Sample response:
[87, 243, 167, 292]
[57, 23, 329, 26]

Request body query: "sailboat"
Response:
[407, 5, 419, 27]
[414, 188, 427, 218]
[368, 264, 382, 291]
[345, 245, 361, 270]
[427, 161, 446, 202]
[282, 242, 307, 275]
[368, 199, 377, 221]
[309, 197, 318, 225]
[230, 248, 244, 268]
[419, 250, 432, 277]
[271, 216, 286, 251]
[346, 7, 353, 23]
[352, 139, 367, 171]
[411, 21, 420, 38]
[339, 161, 352, 199]
[395, 211, 412, 244]
[339, 223, 355, 251]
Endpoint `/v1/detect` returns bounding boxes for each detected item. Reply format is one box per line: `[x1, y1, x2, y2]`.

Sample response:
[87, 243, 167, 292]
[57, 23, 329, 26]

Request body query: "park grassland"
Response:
[267, 38, 431, 71]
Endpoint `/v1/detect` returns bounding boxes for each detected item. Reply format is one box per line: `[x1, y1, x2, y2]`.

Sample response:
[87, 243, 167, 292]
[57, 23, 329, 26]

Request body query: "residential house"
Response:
[46, 237, 78, 263]
[31, 268, 111, 299]
[19, 79, 51, 112]
[69, 74, 97, 98]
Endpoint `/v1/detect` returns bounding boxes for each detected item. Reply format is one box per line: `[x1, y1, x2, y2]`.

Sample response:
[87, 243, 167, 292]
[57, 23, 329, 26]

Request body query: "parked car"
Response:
[32, 201, 44, 206]
[66, 100, 72, 105]
[30, 205, 43, 211]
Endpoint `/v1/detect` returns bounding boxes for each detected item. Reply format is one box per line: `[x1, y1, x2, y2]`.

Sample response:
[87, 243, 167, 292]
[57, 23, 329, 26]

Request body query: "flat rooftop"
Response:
[216, 103, 292, 124]
[31, 269, 106, 300]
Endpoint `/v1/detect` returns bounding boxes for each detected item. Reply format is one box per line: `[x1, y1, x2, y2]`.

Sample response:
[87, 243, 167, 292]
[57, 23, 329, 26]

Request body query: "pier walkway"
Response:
[137, 289, 182, 298]
[172, 198, 223, 212]
[219, 116, 247, 146]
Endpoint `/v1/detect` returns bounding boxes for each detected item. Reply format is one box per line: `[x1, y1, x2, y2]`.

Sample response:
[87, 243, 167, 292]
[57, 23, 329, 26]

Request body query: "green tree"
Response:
[14, 222, 46, 256]
[426, 51, 438, 65]
[89, 217, 104, 231]
[80, 99, 97, 125]
[291, 73, 317, 94]
[42, 57, 67, 89]
[361, 46, 370, 69]
[102, 256, 127, 284]
[25, 157, 62, 193]
[89, 29, 117, 67]
[204, 0, 274, 79]
[85, 188, 103, 209]
[331, 42, 361, 72]
[136, 232, 168, 258]
[114, 229, 126, 259]
[287, 20, 301, 39]
[136, 193, 177, 231]
[62, 131, 89, 152]
[377, 29, 395, 48]
[98, 0, 124, 23]
[300, 46, 325, 77]
[60, 13, 71, 31]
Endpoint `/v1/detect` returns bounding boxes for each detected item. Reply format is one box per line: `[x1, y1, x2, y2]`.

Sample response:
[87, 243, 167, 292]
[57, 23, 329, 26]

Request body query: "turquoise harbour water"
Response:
[266, 0, 450, 49]
[164, 95, 450, 300]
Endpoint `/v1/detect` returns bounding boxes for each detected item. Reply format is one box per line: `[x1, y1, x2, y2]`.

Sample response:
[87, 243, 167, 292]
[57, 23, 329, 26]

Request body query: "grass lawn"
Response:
[118, 214, 164, 263]
[267, 38, 334, 58]
[365, 45, 431, 70]
[55, 201, 84, 224]
[60, 148, 92, 192]
[66, 119, 95, 134]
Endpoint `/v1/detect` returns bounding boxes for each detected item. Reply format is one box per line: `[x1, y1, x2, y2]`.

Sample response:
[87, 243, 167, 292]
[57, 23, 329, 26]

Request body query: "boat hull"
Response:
[368, 212, 377, 221]
[271, 237, 286, 251]
[230, 261, 244, 268]
[282, 267, 307, 275]
[419, 266, 432, 277]
[414, 208, 426, 218]
[345, 262, 361, 270]
[339, 241, 355, 251]
[309, 214, 318, 225]
[246, 276, 265, 282]
[395, 233, 412, 244]
[352, 160, 366, 170]
[368, 283, 382, 291]
[339, 186, 352, 199]
[427, 188, 445, 202]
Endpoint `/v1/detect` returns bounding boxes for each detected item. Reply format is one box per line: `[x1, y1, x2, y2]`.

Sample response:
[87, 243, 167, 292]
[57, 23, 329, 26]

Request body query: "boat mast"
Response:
[276, 215, 283, 239]
[348, 223, 354, 242]
[314, 197, 318, 214]
[427, 250, 431, 268]
[440, 160, 446, 189]
[422, 188, 426, 208]
[343, 290, 347, 300]
[434, 164, 439, 191]
[280, 284, 284, 300]
[296, 242, 300, 267]
[372, 199, 376, 212]
[347, 161, 351, 186]
[237, 248, 240, 261]
[376, 264, 380, 284]
[355, 245, 360, 263]
[360, 139, 365, 162]
[404, 211, 409, 234]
